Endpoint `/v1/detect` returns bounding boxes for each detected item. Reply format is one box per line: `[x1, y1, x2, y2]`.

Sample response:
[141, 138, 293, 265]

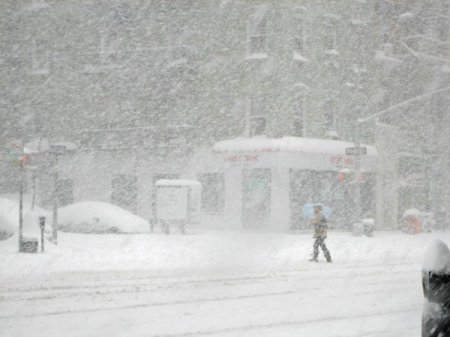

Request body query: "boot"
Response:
[309, 256, 318, 262]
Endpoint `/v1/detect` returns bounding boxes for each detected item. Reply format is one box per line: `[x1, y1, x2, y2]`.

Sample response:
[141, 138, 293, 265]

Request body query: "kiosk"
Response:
[155, 179, 201, 234]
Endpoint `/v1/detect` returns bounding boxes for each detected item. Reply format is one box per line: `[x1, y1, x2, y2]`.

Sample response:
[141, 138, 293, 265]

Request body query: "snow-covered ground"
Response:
[1, 229, 449, 337]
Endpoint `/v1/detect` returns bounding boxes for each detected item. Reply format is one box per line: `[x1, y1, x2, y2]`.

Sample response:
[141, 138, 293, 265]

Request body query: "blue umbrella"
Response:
[302, 203, 333, 219]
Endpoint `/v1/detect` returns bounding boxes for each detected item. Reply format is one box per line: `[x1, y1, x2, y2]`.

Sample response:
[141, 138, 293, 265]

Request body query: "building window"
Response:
[323, 14, 340, 53]
[31, 39, 49, 75]
[100, 33, 119, 66]
[293, 97, 306, 137]
[247, 7, 268, 56]
[351, 1, 368, 25]
[293, 8, 307, 59]
[197, 173, 225, 214]
[324, 26, 338, 51]
[324, 99, 336, 132]
[84, 31, 120, 73]
[249, 95, 267, 136]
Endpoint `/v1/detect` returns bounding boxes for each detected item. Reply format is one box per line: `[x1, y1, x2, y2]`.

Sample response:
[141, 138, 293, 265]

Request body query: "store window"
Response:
[197, 173, 224, 214]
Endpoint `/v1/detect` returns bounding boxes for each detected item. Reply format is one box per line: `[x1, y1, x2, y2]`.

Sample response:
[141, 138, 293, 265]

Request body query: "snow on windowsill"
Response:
[83, 64, 120, 73]
[31, 68, 49, 75]
[292, 82, 310, 90]
[25, 2, 49, 10]
[293, 53, 309, 62]
[374, 50, 402, 65]
[323, 13, 341, 21]
[350, 19, 367, 26]
[324, 49, 339, 56]
[398, 12, 414, 22]
[245, 53, 269, 60]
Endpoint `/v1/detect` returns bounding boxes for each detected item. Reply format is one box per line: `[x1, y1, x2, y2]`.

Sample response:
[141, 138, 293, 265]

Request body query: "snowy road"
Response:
[0, 263, 421, 336]
[0, 231, 445, 336]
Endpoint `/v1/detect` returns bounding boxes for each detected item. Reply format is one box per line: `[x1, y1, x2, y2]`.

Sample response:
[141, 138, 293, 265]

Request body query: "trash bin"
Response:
[400, 209, 422, 234]
[19, 237, 39, 253]
[422, 240, 450, 337]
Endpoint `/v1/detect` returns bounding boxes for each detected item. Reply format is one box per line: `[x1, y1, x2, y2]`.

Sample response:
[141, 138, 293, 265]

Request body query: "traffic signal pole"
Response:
[18, 149, 24, 252]
[354, 121, 362, 222]
[52, 153, 59, 244]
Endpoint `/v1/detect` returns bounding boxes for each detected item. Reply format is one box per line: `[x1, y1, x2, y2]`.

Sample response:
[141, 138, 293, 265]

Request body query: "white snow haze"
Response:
[0, 0, 449, 336]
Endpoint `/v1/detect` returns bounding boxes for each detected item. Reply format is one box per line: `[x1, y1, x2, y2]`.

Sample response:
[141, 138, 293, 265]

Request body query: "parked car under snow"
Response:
[58, 201, 149, 234]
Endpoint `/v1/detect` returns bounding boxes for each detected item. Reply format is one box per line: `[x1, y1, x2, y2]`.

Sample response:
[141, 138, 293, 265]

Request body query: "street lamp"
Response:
[347, 91, 371, 222]
[49, 144, 66, 244]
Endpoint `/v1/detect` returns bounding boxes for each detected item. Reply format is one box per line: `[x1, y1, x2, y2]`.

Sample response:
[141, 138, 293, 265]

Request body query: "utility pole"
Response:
[18, 141, 24, 252]
[354, 121, 362, 221]
[51, 152, 58, 244]
[50, 144, 66, 244]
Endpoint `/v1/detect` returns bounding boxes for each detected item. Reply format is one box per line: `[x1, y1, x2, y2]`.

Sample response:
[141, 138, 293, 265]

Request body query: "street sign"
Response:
[345, 147, 367, 156]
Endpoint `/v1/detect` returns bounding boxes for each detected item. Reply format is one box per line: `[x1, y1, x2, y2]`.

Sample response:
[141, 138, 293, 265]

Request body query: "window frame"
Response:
[293, 95, 307, 137]
[31, 39, 50, 75]
[249, 94, 268, 136]
[247, 6, 269, 56]
[292, 7, 308, 58]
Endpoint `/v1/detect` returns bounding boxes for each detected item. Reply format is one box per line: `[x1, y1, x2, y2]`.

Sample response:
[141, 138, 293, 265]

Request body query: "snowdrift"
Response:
[58, 201, 150, 234]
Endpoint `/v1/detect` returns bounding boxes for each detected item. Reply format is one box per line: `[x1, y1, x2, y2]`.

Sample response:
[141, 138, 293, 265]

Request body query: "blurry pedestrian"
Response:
[309, 205, 332, 263]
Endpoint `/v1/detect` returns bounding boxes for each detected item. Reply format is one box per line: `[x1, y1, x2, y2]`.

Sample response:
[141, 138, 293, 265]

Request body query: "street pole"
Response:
[354, 121, 362, 222]
[18, 148, 24, 252]
[51, 153, 58, 244]
[31, 168, 36, 211]
[49, 144, 66, 244]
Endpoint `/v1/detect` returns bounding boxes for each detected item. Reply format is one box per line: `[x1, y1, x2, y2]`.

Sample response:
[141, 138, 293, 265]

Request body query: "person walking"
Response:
[309, 205, 332, 263]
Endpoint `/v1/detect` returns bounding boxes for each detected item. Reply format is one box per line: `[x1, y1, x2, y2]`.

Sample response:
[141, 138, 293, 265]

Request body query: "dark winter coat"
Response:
[312, 212, 328, 239]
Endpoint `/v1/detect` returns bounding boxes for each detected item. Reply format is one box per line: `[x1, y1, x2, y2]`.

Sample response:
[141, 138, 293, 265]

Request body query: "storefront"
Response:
[204, 136, 378, 231]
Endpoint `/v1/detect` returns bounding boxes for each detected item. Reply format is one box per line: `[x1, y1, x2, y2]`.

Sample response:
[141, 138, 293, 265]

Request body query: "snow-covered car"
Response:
[58, 201, 149, 234]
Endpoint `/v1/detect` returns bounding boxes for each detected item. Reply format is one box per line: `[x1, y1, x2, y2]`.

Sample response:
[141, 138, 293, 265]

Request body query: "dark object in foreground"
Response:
[422, 240, 450, 337]
[19, 237, 38, 253]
